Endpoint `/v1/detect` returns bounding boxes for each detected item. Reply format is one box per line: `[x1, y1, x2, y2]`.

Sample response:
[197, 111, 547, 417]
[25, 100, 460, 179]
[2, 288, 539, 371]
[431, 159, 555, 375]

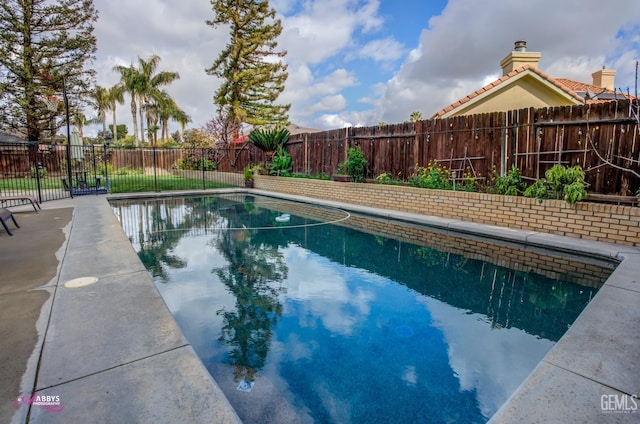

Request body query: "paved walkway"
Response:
[1, 190, 638, 423]
[1, 195, 241, 424]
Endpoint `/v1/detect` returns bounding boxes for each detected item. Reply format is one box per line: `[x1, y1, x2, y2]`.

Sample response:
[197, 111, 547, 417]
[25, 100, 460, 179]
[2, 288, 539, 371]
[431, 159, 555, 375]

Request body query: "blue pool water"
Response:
[111, 194, 611, 423]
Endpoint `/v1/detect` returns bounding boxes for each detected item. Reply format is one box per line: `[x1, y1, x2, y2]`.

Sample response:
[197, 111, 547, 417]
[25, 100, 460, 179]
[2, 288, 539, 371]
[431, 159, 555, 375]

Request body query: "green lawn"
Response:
[0, 177, 65, 191]
[108, 174, 236, 193]
[1, 174, 237, 193]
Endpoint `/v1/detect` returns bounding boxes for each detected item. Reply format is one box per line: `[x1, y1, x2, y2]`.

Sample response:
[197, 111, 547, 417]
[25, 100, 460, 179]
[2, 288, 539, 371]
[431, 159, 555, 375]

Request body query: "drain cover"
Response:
[64, 277, 98, 288]
[237, 379, 254, 392]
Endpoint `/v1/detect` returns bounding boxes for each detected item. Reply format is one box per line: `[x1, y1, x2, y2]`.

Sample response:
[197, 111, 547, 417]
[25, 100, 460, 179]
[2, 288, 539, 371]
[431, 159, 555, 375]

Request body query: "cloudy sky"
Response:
[91, 0, 640, 134]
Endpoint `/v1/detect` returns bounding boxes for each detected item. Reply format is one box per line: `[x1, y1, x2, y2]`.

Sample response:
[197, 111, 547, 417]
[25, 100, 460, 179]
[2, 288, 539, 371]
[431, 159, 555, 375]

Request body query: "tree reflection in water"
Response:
[213, 209, 287, 383]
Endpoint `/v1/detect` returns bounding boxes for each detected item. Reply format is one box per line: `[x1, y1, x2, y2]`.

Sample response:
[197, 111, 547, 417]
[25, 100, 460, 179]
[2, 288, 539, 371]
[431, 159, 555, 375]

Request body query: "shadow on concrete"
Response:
[0, 209, 72, 424]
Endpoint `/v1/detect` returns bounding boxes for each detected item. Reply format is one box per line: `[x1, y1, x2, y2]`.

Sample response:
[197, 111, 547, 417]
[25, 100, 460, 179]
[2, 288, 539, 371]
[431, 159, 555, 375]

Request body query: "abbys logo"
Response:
[601, 394, 638, 413]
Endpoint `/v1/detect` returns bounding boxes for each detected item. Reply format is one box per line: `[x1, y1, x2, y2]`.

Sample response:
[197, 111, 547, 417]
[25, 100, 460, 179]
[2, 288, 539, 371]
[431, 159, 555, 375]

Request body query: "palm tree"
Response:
[154, 92, 191, 142]
[91, 85, 111, 140]
[108, 83, 125, 142]
[410, 111, 423, 123]
[135, 55, 180, 144]
[173, 109, 192, 140]
[72, 111, 90, 140]
[113, 64, 140, 145]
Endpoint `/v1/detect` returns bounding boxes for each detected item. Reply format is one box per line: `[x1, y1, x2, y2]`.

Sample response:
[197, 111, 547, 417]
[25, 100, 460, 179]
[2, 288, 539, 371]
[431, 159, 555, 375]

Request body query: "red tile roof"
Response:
[431, 65, 602, 118]
[554, 78, 634, 103]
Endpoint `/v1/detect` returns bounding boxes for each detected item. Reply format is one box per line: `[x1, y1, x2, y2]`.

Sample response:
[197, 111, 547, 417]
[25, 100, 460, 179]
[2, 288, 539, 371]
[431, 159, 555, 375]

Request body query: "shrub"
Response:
[375, 172, 403, 185]
[376, 173, 393, 184]
[112, 166, 143, 176]
[409, 160, 452, 190]
[31, 166, 48, 178]
[248, 127, 290, 154]
[176, 150, 217, 171]
[492, 165, 526, 196]
[99, 163, 115, 176]
[269, 146, 293, 176]
[458, 168, 476, 192]
[244, 165, 254, 181]
[523, 165, 587, 204]
[342, 147, 367, 182]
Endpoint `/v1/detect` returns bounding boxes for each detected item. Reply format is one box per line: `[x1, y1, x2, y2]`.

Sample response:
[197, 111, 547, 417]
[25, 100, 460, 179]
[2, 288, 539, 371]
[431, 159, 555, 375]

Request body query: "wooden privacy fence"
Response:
[281, 99, 639, 195]
[1, 99, 637, 195]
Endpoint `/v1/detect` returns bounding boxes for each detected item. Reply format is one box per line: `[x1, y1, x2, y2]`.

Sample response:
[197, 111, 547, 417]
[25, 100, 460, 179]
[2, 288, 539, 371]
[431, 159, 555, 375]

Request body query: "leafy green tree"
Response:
[110, 124, 129, 142]
[207, 0, 290, 130]
[0, 0, 98, 141]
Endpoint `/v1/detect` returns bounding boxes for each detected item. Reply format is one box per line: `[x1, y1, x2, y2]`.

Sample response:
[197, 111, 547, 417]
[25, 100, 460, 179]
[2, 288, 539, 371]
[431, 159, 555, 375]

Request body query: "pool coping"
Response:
[31, 189, 640, 423]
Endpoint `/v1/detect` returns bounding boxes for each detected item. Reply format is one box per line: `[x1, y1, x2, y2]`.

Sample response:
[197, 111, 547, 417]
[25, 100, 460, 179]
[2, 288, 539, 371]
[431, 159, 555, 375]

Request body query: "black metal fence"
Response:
[0, 142, 245, 206]
[0, 142, 69, 206]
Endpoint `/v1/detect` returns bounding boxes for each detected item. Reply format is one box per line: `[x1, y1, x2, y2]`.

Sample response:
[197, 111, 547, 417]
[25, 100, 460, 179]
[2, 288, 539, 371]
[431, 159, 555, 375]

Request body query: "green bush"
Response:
[459, 169, 476, 192]
[248, 127, 290, 153]
[176, 149, 217, 171]
[269, 146, 293, 176]
[31, 166, 48, 178]
[376, 173, 393, 184]
[99, 163, 115, 176]
[409, 160, 452, 190]
[112, 166, 143, 176]
[492, 165, 526, 196]
[375, 172, 403, 185]
[244, 165, 254, 181]
[524, 165, 587, 204]
[342, 147, 367, 182]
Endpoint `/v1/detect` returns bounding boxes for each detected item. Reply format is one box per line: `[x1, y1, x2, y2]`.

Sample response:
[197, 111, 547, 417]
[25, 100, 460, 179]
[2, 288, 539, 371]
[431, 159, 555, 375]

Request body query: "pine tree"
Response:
[0, 0, 98, 141]
[207, 0, 290, 130]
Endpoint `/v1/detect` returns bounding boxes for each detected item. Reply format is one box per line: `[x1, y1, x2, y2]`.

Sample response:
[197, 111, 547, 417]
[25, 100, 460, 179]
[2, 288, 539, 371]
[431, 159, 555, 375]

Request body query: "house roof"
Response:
[0, 130, 26, 143]
[286, 122, 322, 135]
[431, 64, 586, 118]
[553, 78, 631, 103]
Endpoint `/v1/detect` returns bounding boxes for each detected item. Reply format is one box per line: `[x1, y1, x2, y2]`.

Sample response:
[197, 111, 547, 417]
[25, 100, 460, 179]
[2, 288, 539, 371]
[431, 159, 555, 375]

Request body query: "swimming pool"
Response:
[110, 194, 613, 423]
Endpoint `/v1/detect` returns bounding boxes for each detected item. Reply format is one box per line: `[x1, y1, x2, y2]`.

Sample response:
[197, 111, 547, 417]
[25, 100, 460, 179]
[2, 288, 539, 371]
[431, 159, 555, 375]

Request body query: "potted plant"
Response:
[244, 165, 254, 188]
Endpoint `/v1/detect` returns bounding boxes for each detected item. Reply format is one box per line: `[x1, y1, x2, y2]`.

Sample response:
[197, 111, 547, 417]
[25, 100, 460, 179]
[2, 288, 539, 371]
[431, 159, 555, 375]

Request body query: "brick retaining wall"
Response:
[254, 176, 640, 247]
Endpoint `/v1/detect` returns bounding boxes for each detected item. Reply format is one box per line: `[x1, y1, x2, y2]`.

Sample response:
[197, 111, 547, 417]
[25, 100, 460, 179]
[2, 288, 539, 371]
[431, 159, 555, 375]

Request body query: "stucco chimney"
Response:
[500, 40, 542, 76]
[591, 67, 616, 91]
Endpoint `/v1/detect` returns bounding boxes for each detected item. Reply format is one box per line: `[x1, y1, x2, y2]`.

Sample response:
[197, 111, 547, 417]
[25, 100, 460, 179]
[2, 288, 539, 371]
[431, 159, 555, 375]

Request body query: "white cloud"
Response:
[88, 0, 640, 136]
[420, 295, 555, 418]
[357, 37, 406, 62]
[374, 0, 640, 124]
[309, 94, 347, 112]
[281, 67, 358, 125]
[284, 248, 377, 337]
[279, 0, 383, 65]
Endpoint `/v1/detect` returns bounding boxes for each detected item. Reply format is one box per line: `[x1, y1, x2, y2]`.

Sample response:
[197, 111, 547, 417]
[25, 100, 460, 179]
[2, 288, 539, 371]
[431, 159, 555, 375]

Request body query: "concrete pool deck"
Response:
[1, 189, 638, 423]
